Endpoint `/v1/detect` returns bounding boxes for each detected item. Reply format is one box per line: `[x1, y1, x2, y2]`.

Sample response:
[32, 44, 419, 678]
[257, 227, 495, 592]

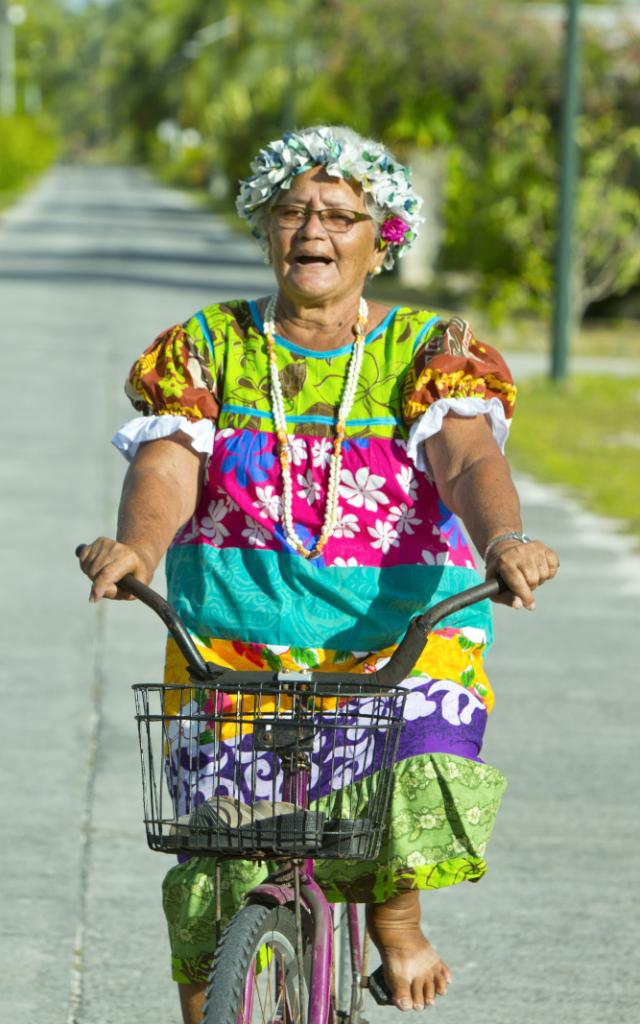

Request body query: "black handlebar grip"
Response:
[116, 575, 213, 680]
[372, 618, 430, 688]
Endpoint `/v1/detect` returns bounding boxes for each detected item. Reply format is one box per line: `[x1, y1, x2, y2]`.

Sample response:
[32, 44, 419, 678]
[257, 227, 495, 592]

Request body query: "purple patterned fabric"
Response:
[166, 675, 488, 817]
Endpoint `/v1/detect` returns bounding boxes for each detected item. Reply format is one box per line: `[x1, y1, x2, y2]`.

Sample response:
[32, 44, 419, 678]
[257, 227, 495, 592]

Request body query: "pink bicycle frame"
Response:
[242, 758, 336, 1024]
[245, 873, 333, 1024]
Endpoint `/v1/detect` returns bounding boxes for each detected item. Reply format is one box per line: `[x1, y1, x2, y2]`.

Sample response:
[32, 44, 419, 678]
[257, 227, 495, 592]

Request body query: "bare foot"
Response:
[366, 892, 451, 1011]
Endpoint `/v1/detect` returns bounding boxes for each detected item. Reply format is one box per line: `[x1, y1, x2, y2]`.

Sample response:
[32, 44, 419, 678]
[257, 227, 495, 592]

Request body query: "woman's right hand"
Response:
[76, 538, 153, 602]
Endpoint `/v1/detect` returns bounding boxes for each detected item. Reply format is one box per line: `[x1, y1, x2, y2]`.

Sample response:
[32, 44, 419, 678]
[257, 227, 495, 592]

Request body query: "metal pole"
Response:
[0, 0, 16, 116]
[550, 0, 582, 381]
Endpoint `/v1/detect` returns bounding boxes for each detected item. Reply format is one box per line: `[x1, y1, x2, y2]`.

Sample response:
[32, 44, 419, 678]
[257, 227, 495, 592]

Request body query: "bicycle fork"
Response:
[246, 867, 333, 1024]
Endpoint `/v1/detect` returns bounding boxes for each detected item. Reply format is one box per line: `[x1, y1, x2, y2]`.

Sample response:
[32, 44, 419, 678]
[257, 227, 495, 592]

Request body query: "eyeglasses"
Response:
[271, 204, 373, 233]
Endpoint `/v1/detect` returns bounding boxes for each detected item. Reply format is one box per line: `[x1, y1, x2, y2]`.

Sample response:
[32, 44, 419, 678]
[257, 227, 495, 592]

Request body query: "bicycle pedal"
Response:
[366, 964, 393, 1006]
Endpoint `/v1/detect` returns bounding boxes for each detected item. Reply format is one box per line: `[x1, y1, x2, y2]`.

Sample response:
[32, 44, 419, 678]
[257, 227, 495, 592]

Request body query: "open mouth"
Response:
[294, 254, 333, 267]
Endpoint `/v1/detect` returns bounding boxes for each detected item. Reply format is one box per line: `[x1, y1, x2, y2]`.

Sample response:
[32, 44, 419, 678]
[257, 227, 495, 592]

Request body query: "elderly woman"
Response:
[79, 125, 558, 1022]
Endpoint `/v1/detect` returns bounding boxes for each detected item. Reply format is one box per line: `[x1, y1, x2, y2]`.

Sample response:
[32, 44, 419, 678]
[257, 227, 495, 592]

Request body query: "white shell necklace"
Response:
[263, 294, 368, 560]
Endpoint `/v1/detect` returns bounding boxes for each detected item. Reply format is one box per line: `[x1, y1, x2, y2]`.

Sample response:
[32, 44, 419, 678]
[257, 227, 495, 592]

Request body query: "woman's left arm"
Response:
[425, 413, 560, 609]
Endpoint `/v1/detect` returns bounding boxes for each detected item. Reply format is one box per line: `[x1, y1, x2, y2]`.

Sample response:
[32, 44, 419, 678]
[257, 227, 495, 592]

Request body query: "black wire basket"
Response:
[134, 676, 407, 861]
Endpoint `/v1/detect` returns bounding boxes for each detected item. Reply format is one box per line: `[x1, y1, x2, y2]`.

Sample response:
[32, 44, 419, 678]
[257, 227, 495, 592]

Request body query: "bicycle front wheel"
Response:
[201, 903, 312, 1024]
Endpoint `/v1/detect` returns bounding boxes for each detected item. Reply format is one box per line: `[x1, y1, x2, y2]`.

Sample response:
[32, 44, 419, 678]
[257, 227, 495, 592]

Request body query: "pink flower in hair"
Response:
[380, 216, 410, 244]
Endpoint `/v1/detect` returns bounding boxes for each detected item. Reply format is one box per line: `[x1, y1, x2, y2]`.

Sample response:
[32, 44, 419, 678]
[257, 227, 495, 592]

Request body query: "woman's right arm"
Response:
[78, 435, 206, 602]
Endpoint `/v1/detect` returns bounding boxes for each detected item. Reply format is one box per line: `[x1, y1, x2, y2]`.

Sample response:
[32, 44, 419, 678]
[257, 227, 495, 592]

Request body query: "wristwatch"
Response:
[483, 531, 531, 560]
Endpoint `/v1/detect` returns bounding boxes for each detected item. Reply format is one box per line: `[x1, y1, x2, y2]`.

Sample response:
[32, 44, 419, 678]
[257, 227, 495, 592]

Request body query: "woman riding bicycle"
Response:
[78, 125, 559, 1023]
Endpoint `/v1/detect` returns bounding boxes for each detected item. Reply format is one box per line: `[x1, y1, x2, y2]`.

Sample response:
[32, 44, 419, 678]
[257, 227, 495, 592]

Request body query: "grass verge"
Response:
[507, 375, 640, 546]
[0, 174, 48, 213]
[0, 115, 58, 213]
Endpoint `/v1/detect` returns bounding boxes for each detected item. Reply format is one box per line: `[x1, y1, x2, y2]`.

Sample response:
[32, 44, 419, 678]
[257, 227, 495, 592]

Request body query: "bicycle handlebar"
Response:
[75, 546, 211, 677]
[117, 574, 213, 678]
[76, 544, 507, 688]
[370, 577, 505, 687]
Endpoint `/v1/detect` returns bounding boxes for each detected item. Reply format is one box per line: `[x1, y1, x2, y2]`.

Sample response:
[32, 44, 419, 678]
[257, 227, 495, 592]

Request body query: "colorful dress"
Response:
[114, 300, 516, 984]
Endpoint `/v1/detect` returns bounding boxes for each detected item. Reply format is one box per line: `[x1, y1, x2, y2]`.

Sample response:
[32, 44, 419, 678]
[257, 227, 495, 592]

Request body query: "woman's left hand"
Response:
[485, 539, 560, 610]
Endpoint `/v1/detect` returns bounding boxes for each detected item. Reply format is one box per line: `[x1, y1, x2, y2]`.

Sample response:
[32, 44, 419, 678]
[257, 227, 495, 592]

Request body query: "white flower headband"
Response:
[236, 126, 424, 269]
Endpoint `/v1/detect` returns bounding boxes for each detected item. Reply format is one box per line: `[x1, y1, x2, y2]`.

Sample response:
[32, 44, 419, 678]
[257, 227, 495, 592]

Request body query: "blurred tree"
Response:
[444, 107, 640, 324]
[0, 0, 74, 118]
[0, 113, 57, 190]
[24, 0, 640, 321]
[299, 0, 561, 151]
[0, 0, 70, 194]
[573, 116, 640, 320]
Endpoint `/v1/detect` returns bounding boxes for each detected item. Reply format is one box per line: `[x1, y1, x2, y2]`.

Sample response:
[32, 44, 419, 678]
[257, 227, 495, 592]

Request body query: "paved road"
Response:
[506, 350, 640, 380]
[1, 166, 638, 1024]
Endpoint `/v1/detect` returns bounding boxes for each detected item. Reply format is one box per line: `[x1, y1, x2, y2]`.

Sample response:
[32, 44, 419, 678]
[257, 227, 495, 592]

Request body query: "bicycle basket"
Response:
[134, 677, 407, 861]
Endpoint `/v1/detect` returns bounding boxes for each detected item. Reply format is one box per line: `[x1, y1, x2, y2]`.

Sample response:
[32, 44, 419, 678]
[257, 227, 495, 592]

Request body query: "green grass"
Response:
[507, 375, 640, 544]
[0, 115, 58, 211]
[0, 174, 41, 213]
[0, 185, 23, 212]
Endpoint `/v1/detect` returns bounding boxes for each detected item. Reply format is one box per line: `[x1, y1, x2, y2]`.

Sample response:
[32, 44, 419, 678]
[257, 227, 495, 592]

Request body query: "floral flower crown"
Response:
[236, 126, 424, 270]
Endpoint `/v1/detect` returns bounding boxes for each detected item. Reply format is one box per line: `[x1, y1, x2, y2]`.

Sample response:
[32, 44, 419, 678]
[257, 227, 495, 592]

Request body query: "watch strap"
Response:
[483, 531, 531, 560]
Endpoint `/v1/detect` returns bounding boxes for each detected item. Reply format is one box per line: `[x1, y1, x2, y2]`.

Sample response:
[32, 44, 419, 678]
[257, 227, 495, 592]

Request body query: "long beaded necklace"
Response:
[263, 294, 368, 560]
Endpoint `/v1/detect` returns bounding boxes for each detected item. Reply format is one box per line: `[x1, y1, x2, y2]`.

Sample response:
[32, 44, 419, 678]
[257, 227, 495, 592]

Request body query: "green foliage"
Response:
[574, 118, 640, 317]
[0, 115, 57, 193]
[19, 0, 640, 323]
[0, 0, 68, 195]
[62, 0, 563, 180]
[443, 108, 640, 324]
[443, 109, 556, 323]
[300, 0, 560, 152]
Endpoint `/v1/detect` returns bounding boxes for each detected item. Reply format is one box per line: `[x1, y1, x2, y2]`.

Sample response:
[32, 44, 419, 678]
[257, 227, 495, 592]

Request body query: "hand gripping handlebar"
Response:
[76, 544, 507, 688]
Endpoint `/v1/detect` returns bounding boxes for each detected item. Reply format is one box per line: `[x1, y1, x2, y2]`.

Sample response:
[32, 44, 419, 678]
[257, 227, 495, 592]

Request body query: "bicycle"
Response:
[119, 572, 504, 1024]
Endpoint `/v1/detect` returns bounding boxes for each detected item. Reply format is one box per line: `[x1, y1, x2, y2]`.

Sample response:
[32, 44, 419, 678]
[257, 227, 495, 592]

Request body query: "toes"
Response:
[424, 976, 436, 1008]
[423, 964, 450, 1007]
[410, 977, 426, 1010]
[388, 964, 451, 1011]
[435, 964, 450, 996]
[390, 974, 413, 1012]
[374, 940, 451, 1011]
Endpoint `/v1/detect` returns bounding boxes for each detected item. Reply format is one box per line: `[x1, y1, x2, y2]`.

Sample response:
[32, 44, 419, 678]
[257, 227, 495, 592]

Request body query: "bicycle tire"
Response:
[201, 903, 312, 1024]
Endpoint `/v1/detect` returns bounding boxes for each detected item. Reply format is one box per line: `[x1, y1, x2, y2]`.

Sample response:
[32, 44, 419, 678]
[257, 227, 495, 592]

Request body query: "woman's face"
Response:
[266, 166, 385, 307]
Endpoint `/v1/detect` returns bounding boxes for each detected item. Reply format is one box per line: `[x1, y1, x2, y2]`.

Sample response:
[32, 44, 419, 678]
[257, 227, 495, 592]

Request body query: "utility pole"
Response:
[0, 0, 12, 115]
[0, 2, 26, 116]
[550, 0, 582, 381]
